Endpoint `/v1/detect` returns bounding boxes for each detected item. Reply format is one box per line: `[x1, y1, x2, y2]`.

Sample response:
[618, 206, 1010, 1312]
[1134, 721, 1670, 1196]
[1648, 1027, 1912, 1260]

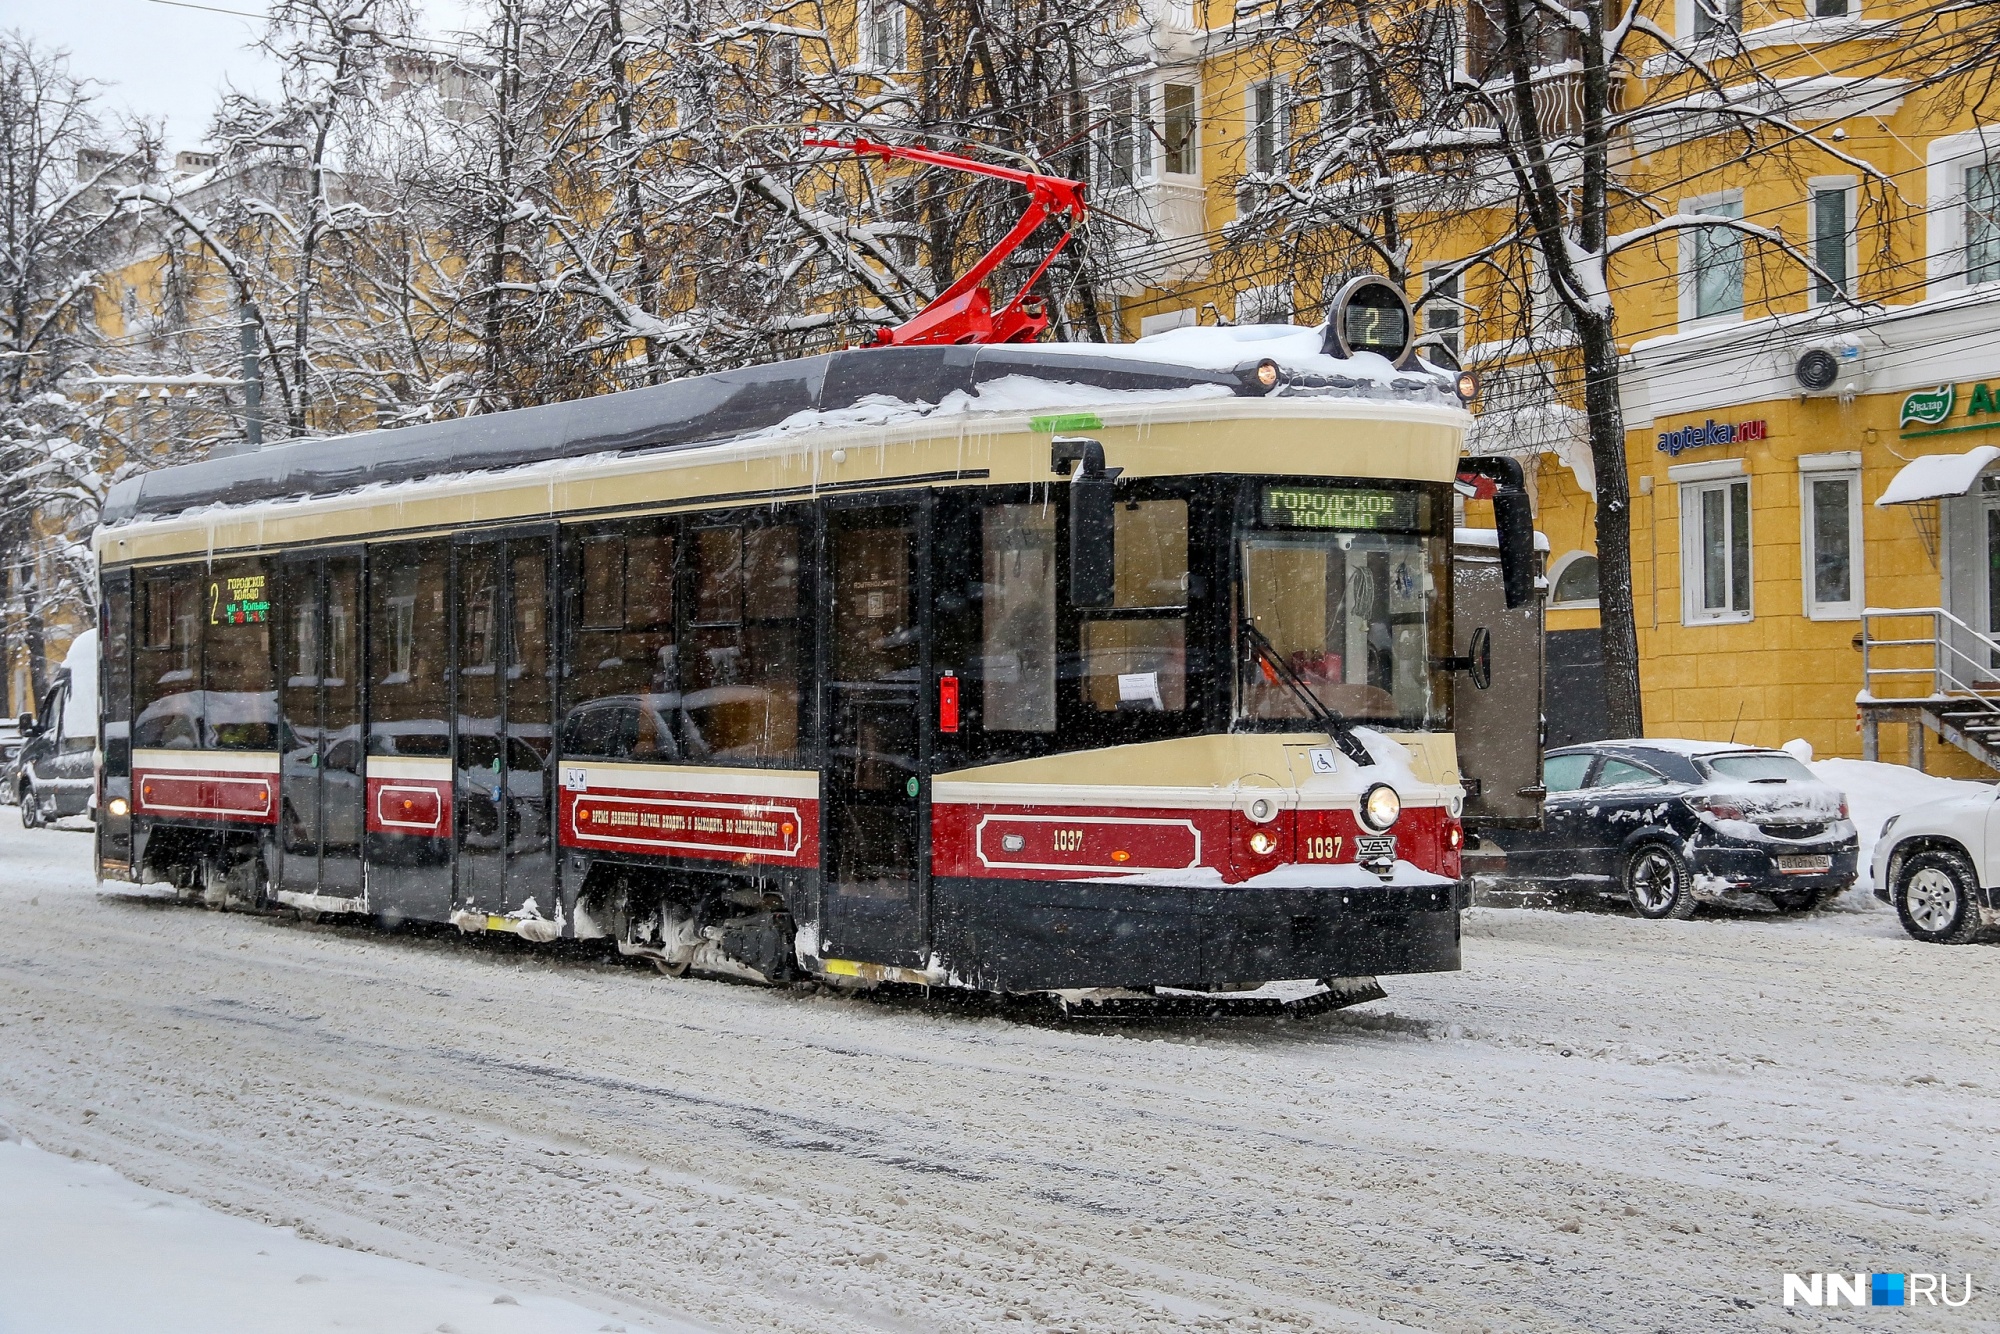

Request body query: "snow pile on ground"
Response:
[1785, 740, 1994, 908]
[0, 1138, 680, 1334]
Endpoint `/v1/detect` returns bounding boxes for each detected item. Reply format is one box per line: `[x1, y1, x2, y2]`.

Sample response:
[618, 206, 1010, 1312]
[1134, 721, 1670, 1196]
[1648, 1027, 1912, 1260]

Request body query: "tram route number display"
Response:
[1342, 301, 1408, 354]
[1260, 486, 1418, 532]
[209, 573, 270, 625]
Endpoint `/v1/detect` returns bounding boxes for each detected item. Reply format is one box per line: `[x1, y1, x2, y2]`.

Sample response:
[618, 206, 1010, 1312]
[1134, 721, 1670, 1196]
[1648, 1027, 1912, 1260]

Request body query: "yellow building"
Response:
[1600, 299, 2000, 777]
[1089, 0, 2000, 773]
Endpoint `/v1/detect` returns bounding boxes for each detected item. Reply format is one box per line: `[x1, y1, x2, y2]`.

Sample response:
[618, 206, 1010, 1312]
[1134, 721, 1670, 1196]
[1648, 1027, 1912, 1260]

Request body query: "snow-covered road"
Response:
[0, 818, 1994, 1332]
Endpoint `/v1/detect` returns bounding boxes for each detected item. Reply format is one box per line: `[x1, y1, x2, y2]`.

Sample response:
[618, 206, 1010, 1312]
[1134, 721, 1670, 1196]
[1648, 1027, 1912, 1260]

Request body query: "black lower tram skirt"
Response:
[929, 876, 1467, 993]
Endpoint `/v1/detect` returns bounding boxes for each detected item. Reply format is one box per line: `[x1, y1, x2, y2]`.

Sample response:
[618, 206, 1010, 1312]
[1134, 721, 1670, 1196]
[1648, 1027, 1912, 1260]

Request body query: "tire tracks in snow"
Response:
[1, 829, 1997, 1331]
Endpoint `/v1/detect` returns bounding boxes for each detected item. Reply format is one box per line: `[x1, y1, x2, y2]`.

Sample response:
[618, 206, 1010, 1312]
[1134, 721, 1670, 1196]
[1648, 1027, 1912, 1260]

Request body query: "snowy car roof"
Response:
[101, 332, 1460, 526]
[1573, 738, 1769, 757]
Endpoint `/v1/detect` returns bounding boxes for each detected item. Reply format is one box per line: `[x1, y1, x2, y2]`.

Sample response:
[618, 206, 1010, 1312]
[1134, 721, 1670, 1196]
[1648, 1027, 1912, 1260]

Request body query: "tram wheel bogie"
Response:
[581, 864, 799, 986]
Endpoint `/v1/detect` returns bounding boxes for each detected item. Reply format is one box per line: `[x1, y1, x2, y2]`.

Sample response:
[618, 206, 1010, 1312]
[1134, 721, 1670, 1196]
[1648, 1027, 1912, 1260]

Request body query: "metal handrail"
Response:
[1859, 608, 2000, 729]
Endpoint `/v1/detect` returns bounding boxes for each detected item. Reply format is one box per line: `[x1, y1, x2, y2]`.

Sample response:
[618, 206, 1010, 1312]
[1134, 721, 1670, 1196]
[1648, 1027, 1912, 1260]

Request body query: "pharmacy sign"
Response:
[1900, 384, 1956, 429]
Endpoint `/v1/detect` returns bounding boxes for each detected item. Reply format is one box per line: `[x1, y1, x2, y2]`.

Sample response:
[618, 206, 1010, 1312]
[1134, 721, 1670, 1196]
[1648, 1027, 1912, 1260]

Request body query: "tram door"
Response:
[452, 532, 556, 917]
[821, 504, 927, 966]
[276, 552, 365, 900]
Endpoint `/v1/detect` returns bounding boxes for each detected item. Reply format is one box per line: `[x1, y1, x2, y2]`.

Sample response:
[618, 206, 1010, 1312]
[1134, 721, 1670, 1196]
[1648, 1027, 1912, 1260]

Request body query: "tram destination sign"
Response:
[1261, 486, 1418, 531]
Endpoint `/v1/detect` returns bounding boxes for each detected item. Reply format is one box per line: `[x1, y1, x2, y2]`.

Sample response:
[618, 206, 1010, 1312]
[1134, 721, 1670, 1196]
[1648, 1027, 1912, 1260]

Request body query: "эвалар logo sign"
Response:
[1900, 384, 1956, 429]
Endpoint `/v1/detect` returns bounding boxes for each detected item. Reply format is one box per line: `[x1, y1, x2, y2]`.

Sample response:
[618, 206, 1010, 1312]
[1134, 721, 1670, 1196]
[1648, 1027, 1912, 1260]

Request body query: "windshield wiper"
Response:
[1240, 619, 1373, 767]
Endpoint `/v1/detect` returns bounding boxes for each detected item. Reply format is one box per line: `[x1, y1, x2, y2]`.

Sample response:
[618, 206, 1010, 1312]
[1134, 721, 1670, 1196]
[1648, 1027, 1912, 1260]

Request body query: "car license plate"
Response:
[1775, 855, 1832, 874]
[1357, 836, 1396, 861]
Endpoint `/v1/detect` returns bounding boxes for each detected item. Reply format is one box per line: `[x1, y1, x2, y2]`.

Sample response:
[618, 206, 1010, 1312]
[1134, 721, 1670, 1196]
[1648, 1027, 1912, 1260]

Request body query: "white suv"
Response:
[1871, 786, 2000, 944]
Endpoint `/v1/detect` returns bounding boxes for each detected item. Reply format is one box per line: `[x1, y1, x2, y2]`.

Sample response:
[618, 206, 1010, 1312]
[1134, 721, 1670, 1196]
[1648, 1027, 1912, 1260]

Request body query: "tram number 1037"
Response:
[1302, 836, 1345, 862]
[1051, 828, 1086, 852]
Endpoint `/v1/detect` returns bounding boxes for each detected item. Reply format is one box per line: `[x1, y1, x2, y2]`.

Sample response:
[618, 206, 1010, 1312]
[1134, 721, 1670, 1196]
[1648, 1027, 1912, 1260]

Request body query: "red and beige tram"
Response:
[91, 269, 1540, 1006]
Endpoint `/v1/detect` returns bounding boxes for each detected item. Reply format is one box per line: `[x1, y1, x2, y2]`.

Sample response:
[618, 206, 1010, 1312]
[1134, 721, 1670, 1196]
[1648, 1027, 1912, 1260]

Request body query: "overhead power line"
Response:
[144, 0, 268, 19]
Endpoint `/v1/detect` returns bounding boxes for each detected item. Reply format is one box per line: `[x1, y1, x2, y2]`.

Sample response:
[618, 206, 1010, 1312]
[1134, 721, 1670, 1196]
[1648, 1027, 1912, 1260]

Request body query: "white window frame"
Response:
[1095, 84, 1155, 192]
[1160, 80, 1200, 179]
[1925, 127, 2000, 294]
[1234, 282, 1293, 326]
[1529, 256, 1576, 341]
[1546, 550, 1600, 609]
[1678, 0, 1743, 40]
[1673, 458, 1753, 624]
[1246, 78, 1288, 177]
[1799, 452, 1864, 620]
[761, 32, 801, 86]
[860, 0, 905, 71]
[1806, 176, 1857, 306]
[1320, 43, 1359, 124]
[1678, 189, 1746, 326]
[1421, 263, 1464, 359]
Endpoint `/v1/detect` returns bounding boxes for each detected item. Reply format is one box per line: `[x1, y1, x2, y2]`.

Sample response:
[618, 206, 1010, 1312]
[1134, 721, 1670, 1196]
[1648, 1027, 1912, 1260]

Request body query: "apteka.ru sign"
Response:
[1656, 417, 1769, 457]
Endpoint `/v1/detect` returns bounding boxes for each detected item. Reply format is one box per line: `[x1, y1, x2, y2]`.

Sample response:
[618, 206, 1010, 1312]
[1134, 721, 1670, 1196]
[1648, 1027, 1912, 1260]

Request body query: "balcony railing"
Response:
[1093, 178, 1210, 292]
[1466, 68, 1595, 139]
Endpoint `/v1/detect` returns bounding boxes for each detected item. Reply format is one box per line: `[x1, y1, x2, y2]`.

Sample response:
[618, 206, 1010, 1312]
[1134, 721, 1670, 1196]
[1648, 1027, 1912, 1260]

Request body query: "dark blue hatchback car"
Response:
[1489, 740, 1858, 918]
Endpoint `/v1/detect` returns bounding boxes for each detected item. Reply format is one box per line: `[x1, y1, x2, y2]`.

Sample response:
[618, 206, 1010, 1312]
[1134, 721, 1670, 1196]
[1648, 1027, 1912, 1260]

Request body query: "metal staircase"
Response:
[1858, 606, 2000, 772]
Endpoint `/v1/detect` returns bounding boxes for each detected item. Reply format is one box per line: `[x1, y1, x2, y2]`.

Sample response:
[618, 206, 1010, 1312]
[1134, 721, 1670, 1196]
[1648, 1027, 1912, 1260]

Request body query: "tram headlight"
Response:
[108, 797, 130, 818]
[1360, 783, 1401, 831]
[1248, 830, 1277, 856]
[1254, 358, 1280, 390]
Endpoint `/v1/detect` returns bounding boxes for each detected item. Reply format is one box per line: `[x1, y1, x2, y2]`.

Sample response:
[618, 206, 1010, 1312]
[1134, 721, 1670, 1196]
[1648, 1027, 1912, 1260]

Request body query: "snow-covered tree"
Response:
[0, 32, 153, 707]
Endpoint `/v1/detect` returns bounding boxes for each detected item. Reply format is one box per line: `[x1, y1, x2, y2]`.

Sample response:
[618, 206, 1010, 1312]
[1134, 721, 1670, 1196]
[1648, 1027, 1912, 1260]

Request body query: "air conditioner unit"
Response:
[1792, 334, 1867, 400]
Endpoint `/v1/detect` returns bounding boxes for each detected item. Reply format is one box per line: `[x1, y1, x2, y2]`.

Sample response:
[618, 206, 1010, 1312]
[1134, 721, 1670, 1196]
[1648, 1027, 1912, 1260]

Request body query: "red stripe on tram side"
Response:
[931, 803, 1225, 881]
[365, 776, 453, 839]
[134, 764, 280, 826]
[558, 786, 820, 866]
[935, 801, 1463, 883]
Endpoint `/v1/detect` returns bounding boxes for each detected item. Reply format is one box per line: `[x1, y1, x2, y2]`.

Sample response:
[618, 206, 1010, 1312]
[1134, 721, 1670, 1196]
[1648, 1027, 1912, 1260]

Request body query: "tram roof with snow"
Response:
[98, 326, 1469, 557]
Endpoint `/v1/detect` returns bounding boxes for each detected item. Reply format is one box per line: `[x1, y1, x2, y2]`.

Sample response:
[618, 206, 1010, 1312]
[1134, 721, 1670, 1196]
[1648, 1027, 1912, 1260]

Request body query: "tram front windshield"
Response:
[1239, 483, 1446, 728]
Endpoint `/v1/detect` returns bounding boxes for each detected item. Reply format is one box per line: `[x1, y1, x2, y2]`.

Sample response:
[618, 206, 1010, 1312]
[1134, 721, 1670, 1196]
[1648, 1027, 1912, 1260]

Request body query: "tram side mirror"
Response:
[1070, 475, 1116, 608]
[16, 712, 35, 736]
[1433, 626, 1493, 689]
[1054, 436, 1121, 609]
[1494, 486, 1535, 610]
[1459, 455, 1537, 610]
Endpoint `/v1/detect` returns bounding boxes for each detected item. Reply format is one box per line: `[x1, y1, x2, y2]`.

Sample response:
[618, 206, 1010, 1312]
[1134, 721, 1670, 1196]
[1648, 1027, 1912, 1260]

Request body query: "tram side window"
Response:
[980, 504, 1057, 732]
[368, 541, 450, 757]
[563, 526, 680, 761]
[682, 521, 801, 762]
[200, 558, 277, 749]
[133, 569, 202, 749]
[1078, 500, 1189, 713]
[102, 575, 132, 777]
